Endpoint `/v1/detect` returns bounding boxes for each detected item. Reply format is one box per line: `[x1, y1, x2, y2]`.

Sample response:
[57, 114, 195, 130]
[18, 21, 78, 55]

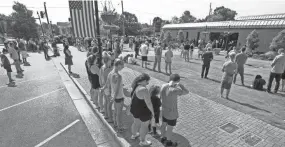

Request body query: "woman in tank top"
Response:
[130, 73, 155, 146]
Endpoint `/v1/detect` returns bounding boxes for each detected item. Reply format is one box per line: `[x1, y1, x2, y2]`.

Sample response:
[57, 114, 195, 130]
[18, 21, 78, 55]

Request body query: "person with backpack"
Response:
[153, 42, 162, 72]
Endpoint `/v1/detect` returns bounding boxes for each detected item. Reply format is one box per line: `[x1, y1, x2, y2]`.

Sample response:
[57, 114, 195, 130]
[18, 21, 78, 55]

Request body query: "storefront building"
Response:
[162, 13, 285, 53]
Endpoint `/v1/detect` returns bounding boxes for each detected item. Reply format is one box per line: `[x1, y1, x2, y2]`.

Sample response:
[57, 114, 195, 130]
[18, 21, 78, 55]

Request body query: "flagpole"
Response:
[94, 0, 102, 67]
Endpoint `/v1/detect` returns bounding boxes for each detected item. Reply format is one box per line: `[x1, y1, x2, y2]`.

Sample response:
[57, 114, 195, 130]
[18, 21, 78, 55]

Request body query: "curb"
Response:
[59, 63, 130, 147]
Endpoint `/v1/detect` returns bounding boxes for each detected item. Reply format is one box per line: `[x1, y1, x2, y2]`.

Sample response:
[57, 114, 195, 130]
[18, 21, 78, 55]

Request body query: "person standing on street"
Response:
[233, 47, 248, 85]
[165, 45, 173, 75]
[63, 44, 73, 74]
[201, 47, 213, 79]
[183, 41, 190, 62]
[220, 53, 237, 99]
[0, 52, 15, 85]
[43, 41, 50, 60]
[140, 41, 149, 68]
[190, 42, 194, 59]
[267, 48, 285, 93]
[134, 38, 141, 59]
[8, 42, 23, 76]
[153, 42, 162, 72]
[160, 74, 189, 147]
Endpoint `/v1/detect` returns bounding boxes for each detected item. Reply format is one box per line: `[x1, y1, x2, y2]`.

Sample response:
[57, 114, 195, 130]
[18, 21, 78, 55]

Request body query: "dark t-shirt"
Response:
[253, 79, 266, 90]
[184, 45, 190, 50]
[0, 54, 11, 68]
[202, 51, 214, 65]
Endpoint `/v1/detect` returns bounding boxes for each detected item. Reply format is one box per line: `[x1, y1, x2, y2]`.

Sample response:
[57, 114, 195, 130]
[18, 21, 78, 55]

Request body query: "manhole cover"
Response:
[220, 123, 239, 134]
[241, 133, 262, 146]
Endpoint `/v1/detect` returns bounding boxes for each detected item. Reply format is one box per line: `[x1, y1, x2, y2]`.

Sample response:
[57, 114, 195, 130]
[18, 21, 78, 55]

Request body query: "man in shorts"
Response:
[140, 41, 149, 68]
[0, 52, 15, 84]
[160, 74, 189, 146]
[7, 43, 23, 76]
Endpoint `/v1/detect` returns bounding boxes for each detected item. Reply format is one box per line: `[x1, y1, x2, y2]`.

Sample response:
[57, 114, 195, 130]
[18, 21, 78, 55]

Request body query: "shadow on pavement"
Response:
[228, 99, 271, 113]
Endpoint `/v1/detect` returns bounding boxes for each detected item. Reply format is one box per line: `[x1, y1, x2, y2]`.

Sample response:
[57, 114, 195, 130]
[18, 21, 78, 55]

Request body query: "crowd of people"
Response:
[71, 39, 189, 146]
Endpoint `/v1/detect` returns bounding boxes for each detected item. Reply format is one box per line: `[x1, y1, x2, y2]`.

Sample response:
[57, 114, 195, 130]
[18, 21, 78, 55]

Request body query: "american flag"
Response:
[69, 0, 96, 38]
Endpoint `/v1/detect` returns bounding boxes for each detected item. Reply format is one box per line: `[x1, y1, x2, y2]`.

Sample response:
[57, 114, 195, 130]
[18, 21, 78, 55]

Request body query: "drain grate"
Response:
[220, 123, 239, 134]
[241, 132, 262, 146]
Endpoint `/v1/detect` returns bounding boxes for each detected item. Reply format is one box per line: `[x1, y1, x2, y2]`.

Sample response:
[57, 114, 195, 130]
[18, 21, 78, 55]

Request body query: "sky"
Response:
[0, 0, 285, 24]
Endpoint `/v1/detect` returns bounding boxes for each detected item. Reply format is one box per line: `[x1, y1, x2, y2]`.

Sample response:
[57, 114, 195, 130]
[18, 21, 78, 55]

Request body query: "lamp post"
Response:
[94, 0, 102, 67]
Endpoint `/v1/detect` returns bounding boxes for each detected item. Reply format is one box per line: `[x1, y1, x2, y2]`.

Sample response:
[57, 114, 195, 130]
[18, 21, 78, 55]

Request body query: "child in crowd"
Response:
[281, 70, 285, 91]
[0, 52, 15, 85]
[252, 75, 266, 91]
[160, 74, 189, 146]
[165, 45, 173, 75]
[220, 53, 237, 99]
[148, 85, 161, 136]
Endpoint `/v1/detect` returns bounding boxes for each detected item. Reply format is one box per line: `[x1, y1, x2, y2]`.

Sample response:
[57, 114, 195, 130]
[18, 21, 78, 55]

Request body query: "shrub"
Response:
[246, 30, 259, 53]
[164, 31, 172, 44]
[265, 51, 277, 60]
[270, 29, 285, 51]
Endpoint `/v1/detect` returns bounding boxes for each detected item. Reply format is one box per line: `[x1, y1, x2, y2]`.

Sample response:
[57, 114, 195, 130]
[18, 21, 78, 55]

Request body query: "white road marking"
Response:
[34, 119, 80, 147]
[0, 73, 58, 89]
[0, 88, 64, 112]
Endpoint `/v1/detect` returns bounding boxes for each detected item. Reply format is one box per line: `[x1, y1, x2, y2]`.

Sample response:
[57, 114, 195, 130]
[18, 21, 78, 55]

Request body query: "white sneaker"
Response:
[139, 140, 152, 146]
[130, 132, 140, 140]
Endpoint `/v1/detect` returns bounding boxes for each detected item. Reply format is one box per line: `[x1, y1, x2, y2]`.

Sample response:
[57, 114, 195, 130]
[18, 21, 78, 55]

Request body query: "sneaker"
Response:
[130, 132, 140, 140]
[139, 140, 152, 146]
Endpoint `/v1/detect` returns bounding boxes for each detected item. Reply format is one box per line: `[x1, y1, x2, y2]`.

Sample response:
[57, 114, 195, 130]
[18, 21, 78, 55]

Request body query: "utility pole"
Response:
[209, 3, 212, 16]
[121, 0, 125, 37]
[36, 11, 45, 36]
[44, 2, 50, 24]
[94, 0, 102, 67]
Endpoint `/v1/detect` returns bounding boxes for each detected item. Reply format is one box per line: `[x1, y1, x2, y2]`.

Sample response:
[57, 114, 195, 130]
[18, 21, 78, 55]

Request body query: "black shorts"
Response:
[142, 56, 148, 61]
[114, 98, 124, 103]
[4, 66, 12, 73]
[162, 116, 177, 126]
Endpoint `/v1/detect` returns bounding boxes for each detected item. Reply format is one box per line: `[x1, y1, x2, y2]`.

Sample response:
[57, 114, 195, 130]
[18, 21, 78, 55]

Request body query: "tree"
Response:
[246, 30, 259, 53]
[270, 29, 285, 51]
[206, 6, 237, 22]
[171, 16, 180, 24]
[180, 10, 196, 23]
[9, 2, 38, 40]
[164, 31, 172, 44]
[177, 30, 184, 43]
[152, 17, 162, 33]
[114, 11, 141, 36]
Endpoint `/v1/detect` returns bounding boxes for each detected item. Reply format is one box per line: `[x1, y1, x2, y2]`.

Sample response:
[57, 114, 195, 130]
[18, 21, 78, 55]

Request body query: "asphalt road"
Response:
[0, 53, 97, 147]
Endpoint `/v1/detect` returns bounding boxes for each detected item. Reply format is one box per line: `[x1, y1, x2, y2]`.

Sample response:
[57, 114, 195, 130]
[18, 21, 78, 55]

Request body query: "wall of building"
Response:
[163, 27, 284, 53]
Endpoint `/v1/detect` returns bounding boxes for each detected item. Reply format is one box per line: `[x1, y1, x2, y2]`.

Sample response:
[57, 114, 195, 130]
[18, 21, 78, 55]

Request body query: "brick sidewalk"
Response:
[56, 45, 285, 147]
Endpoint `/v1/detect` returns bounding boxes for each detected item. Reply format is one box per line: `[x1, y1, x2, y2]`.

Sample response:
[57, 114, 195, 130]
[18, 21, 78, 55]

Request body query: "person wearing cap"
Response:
[220, 53, 237, 99]
[201, 47, 214, 78]
[160, 74, 189, 146]
[153, 42, 162, 72]
[267, 48, 285, 93]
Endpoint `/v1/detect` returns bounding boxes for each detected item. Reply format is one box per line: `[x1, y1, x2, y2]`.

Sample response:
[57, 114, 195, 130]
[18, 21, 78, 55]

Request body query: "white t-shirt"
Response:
[140, 44, 148, 56]
[128, 57, 135, 64]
